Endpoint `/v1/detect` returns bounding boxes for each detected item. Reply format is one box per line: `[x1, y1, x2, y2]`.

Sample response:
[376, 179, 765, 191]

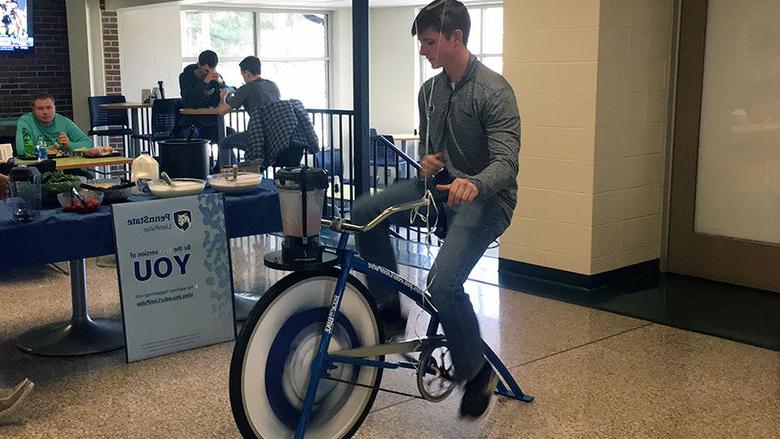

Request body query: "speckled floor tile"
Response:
[702, 397, 780, 439]
[355, 327, 780, 439]
[397, 273, 648, 369]
[1, 238, 777, 438]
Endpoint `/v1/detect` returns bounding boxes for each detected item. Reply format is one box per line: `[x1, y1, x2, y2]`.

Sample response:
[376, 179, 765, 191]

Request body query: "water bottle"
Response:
[158, 80, 165, 99]
[36, 136, 48, 161]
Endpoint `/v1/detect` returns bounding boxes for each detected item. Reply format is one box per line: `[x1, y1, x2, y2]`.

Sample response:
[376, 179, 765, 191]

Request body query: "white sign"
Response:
[112, 194, 235, 363]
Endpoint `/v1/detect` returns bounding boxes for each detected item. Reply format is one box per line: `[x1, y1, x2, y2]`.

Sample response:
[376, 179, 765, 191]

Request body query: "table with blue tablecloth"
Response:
[0, 178, 282, 356]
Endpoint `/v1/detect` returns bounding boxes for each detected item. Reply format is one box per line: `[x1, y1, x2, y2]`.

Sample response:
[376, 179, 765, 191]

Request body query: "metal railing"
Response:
[131, 106, 439, 246]
[370, 135, 442, 246]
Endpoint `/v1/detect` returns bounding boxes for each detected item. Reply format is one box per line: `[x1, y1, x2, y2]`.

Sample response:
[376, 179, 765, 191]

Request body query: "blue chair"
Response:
[316, 148, 344, 181]
[87, 95, 134, 154]
[132, 98, 181, 156]
[369, 128, 408, 185]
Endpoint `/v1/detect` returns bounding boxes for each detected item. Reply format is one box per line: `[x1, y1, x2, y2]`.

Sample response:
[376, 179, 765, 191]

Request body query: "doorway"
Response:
[668, 0, 780, 292]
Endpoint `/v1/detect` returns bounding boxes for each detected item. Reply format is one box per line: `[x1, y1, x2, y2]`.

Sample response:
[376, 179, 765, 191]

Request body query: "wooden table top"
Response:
[100, 102, 150, 110]
[15, 156, 133, 170]
[180, 107, 221, 115]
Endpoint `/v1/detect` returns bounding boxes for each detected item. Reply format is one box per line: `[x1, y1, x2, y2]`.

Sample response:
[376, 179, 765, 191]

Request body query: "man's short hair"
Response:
[198, 50, 219, 68]
[411, 0, 471, 45]
[31, 92, 55, 107]
[239, 56, 262, 75]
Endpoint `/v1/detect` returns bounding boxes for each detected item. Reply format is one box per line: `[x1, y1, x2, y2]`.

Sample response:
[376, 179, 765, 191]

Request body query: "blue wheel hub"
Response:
[265, 307, 361, 430]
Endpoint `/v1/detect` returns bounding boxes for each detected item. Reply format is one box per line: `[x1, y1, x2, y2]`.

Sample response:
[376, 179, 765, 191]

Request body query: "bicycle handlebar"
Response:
[321, 197, 430, 234]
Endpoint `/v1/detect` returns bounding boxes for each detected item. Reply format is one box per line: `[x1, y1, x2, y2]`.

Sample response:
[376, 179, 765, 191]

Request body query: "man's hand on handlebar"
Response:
[420, 152, 444, 178]
[436, 178, 479, 206]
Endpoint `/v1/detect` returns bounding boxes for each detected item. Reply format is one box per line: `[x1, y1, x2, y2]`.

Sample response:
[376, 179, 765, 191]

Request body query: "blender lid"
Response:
[9, 165, 41, 181]
[274, 166, 328, 190]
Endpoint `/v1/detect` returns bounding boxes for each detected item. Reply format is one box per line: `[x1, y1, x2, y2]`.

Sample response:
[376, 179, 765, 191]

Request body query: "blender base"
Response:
[263, 250, 339, 271]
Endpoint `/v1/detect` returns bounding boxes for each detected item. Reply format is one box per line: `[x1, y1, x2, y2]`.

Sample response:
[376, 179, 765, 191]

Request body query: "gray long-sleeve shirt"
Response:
[418, 55, 521, 222]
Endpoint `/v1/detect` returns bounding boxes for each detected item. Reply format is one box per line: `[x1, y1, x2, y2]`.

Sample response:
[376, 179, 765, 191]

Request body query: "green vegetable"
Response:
[43, 171, 81, 185]
[42, 171, 83, 206]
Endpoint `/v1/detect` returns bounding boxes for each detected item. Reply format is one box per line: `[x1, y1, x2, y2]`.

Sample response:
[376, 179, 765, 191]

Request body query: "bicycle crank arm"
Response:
[330, 335, 446, 358]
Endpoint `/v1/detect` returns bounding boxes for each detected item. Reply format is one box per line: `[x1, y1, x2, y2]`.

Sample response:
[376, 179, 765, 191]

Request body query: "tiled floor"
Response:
[500, 266, 780, 352]
[0, 236, 777, 438]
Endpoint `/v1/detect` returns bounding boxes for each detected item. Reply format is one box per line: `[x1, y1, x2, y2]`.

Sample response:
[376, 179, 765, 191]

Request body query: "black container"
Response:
[158, 138, 210, 180]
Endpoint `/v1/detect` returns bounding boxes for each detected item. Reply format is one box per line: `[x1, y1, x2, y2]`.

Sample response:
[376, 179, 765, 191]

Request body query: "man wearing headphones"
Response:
[351, 0, 520, 420]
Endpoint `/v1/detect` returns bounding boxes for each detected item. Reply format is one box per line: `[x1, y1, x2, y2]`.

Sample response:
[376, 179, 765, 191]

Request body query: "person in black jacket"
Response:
[177, 50, 225, 142]
[180, 50, 222, 108]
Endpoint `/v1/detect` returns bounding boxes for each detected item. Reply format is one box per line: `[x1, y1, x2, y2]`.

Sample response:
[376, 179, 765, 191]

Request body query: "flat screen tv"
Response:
[0, 0, 33, 53]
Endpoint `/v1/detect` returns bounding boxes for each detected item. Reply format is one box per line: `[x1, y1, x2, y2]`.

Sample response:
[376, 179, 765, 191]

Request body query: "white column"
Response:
[66, 0, 105, 131]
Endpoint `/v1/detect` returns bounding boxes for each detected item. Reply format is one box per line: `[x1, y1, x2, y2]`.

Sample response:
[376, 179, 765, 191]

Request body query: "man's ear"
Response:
[452, 29, 464, 46]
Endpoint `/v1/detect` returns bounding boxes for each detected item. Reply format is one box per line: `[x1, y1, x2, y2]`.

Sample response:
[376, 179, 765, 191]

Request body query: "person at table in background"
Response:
[178, 49, 227, 143]
[215, 56, 281, 166]
[14, 92, 92, 157]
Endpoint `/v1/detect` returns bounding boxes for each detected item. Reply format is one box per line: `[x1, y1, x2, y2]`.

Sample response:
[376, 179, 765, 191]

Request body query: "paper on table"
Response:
[0, 144, 12, 162]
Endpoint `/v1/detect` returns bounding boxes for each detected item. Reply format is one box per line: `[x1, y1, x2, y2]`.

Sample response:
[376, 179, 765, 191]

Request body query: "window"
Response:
[258, 13, 329, 109]
[417, 4, 503, 86]
[181, 11, 255, 88]
[181, 10, 329, 109]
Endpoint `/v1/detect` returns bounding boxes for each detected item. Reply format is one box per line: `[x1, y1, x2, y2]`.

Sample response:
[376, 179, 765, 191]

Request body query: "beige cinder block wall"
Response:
[499, 0, 674, 275]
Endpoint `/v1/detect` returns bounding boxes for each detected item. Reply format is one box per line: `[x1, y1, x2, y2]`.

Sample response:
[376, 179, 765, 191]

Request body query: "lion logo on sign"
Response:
[174, 210, 192, 232]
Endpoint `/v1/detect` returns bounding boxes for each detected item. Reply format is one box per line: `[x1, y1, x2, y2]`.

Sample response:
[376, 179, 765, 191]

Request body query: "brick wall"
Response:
[101, 0, 121, 95]
[0, 0, 73, 118]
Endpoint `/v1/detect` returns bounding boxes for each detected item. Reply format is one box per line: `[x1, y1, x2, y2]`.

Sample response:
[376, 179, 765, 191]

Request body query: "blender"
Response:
[8, 166, 41, 222]
[274, 166, 328, 265]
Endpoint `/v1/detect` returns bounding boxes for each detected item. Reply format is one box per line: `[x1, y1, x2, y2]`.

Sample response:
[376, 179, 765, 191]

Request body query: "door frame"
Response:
[668, 0, 780, 292]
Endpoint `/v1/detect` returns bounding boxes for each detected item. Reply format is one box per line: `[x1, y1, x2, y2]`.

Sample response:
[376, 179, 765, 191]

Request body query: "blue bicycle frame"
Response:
[294, 232, 534, 438]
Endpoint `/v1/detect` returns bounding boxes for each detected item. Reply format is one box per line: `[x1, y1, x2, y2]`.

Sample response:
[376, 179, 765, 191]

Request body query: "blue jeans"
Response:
[218, 131, 248, 166]
[351, 177, 509, 382]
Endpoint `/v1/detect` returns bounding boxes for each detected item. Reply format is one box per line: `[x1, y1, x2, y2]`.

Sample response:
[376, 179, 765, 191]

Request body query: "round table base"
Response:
[16, 317, 125, 356]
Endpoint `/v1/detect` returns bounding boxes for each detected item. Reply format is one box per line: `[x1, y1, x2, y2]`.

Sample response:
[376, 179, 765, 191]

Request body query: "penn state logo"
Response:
[174, 210, 192, 232]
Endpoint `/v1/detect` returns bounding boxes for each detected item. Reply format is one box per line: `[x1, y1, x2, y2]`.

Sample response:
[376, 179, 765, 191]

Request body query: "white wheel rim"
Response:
[240, 276, 380, 439]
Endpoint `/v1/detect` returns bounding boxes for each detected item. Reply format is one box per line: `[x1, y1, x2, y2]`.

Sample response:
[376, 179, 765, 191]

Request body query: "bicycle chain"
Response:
[320, 375, 426, 401]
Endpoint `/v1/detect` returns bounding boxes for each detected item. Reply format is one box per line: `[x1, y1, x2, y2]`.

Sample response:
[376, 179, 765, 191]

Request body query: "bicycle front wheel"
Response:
[230, 268, 383, 439]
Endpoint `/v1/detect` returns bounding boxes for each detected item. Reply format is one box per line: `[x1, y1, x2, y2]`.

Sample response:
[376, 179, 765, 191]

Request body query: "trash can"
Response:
[158, 138, 210, 180]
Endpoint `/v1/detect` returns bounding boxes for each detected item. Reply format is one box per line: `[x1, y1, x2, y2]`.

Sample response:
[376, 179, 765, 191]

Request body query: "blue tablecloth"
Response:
[0, 179, 282, 269]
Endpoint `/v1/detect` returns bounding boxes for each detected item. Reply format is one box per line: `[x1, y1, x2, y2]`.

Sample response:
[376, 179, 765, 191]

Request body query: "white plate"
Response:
[208, 172, 262, 193]
[148, 178, 206, 198]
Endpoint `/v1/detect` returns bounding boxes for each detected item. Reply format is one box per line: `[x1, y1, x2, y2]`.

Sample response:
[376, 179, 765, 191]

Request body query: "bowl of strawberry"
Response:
[57, 189, 104, 214]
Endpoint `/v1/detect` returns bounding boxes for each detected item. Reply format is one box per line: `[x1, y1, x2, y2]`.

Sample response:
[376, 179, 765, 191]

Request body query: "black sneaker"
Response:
[459, 362, 498, 419]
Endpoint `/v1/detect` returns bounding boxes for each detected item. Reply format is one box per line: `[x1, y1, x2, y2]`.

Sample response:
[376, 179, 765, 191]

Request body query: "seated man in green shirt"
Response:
[14, 92, 92, 156]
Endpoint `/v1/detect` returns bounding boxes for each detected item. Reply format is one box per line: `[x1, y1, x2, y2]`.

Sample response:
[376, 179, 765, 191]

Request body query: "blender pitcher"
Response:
[274, 166, 328, 264]
[8, 165, 42, 222]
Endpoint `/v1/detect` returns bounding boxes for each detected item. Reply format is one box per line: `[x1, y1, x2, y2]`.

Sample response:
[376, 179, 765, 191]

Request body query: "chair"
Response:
[87, 96, 135, 177]
[87, 96, 134, 155]
[315, 148, 344, 180]
[369, 128, 408, 185]
[274, 143, 306, 167]
[87, 96, 133, 135]
[132, 98, 181, 156]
